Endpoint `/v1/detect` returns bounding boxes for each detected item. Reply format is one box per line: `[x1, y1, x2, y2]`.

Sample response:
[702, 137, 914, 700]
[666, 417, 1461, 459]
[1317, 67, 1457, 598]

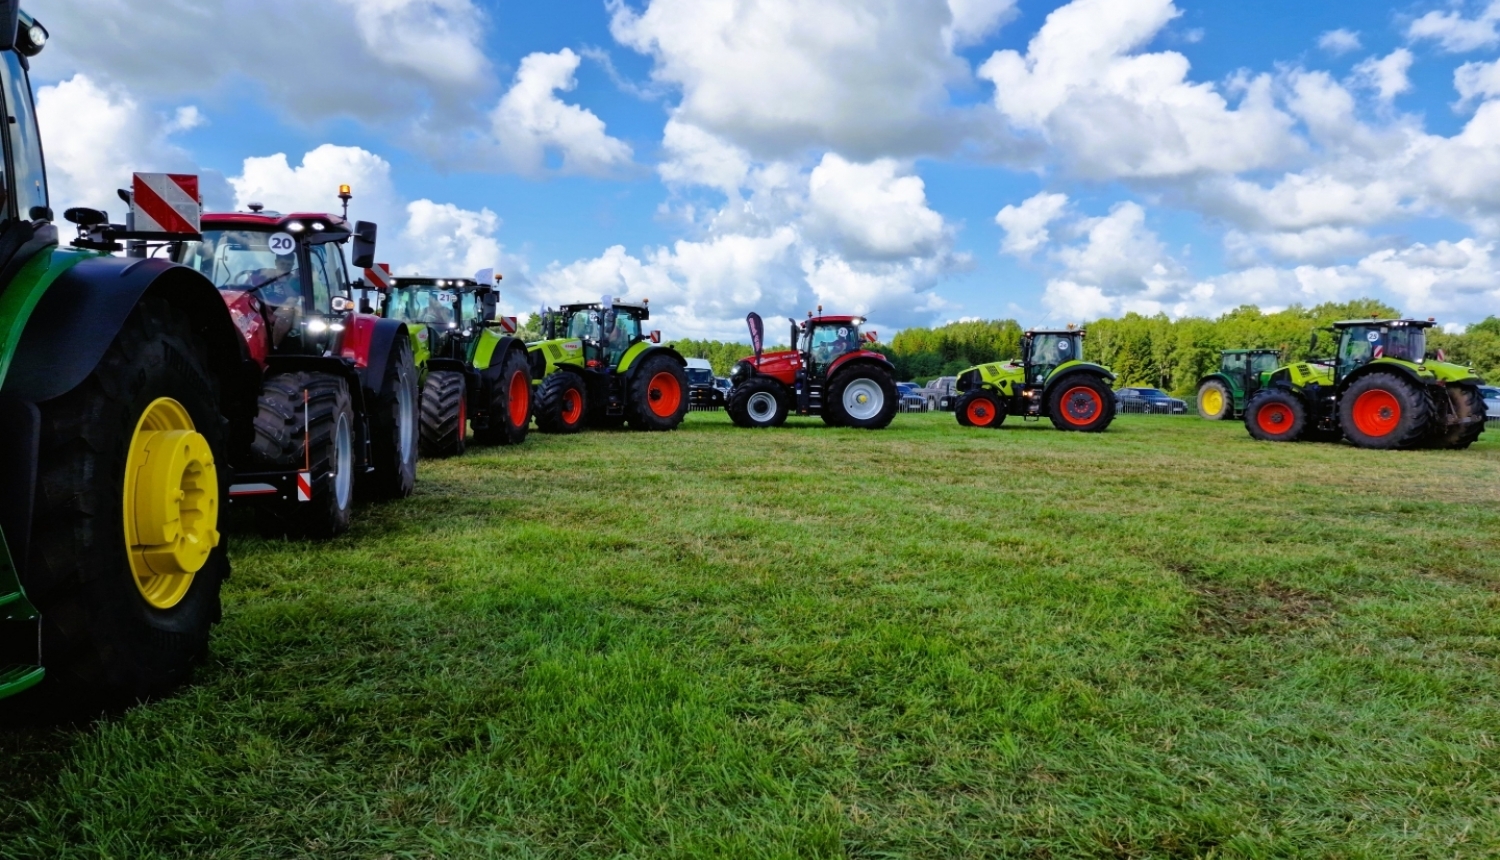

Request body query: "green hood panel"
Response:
[0, 247, 93, 391]
[527, 337, 585, 380]
[471, 328, 506, 371]
[409, 326, 432, 373]
[1045, 360, 1115, 385]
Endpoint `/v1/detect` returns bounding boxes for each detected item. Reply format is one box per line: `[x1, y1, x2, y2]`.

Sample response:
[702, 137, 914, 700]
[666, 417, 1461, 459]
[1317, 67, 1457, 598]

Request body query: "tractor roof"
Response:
[1330, 318, 1434, 329]
[559, 301, 650, 318]
[201, 211, 352, 238]
[391, 276, 485, 290]
[1223, 348, 1281, 353]
[1024, 328, 1085, 336]
[805, 315, 864, 326]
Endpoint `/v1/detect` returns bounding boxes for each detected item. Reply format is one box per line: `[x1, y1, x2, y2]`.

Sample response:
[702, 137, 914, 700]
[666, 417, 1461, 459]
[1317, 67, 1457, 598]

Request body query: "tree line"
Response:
[527, 303, 1500, 392]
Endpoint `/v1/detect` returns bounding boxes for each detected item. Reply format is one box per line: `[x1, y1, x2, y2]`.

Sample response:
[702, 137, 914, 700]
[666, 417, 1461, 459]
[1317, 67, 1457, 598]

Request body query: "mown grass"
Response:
[3, 413, 1499, 859]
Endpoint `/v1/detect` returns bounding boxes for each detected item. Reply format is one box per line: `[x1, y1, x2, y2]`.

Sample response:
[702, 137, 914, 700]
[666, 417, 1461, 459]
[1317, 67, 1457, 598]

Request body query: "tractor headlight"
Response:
[307, 318, 329, 334]
[730, 361, 752, 385]
[17, 20, 48, 56]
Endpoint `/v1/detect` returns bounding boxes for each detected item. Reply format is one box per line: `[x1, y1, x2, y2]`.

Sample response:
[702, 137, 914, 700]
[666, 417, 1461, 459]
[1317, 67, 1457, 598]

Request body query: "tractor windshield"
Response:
[1027, 333, 1080, 381]
[176, 230, 302, 307]
[1250, 352, 1280, 374]
[685, 367, 714, 386]
[566, 309, 599, 340]
[387, 287, 460, 327]
[602, 310, 641, 366]
[808, 323, 860, 373]
[1338, 324, 1426, 377]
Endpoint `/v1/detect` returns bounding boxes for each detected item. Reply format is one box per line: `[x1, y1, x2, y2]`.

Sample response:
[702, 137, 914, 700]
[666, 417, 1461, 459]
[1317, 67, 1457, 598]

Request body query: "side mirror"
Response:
[331, 296, 352, 312]
[481, 293, 498, 321]
[0, 2, 19, 53]
[351, 220, 377, 269]
[1309, 331, 1319, 353]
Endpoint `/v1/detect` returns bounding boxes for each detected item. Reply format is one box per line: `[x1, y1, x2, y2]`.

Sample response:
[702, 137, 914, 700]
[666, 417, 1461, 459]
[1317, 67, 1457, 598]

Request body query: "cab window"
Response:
[307, 244, 336, 313]
[2, 52, 46, 221]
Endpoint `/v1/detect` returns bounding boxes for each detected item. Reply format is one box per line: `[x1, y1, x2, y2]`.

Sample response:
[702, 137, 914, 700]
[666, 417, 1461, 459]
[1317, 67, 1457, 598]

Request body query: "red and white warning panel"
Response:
[131, 173, 200, 234]
[364, 263, 393, 291]
[498, 316, 518, 334]
[296, 472, 312, 502]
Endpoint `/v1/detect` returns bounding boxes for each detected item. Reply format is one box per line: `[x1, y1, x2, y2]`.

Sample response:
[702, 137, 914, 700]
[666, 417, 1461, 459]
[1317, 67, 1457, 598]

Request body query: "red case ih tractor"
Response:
[169, 195, 420, 539]
[727, 309, 899, 429]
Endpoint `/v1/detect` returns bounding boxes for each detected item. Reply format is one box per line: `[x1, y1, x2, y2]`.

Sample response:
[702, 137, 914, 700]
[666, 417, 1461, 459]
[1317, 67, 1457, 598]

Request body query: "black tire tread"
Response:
[534, 371, 587, 434]
[627, 355, 690, 432]
[251, 373, 354, 540]
[419, 370, 466, 458]
[825, 364, 899, 430]
[726, 377, 788, 428]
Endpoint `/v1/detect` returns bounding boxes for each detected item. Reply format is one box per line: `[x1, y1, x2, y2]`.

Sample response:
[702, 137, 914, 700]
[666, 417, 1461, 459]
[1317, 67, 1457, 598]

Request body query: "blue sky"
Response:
[29, 0, 1500, 338]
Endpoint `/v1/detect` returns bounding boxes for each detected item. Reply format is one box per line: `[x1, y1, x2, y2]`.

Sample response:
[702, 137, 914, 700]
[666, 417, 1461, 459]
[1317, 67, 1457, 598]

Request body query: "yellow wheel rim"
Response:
[123, 398, 220, 609]
[1201, 387, 1224, 416]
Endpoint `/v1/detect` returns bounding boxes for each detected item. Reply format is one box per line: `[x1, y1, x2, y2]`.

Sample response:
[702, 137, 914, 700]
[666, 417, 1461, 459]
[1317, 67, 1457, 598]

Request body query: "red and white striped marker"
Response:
[364, 263, 393, 291]
[498, 316, 518, 334]
[296, 471, 312, 502]
[131, 173, 200, 234]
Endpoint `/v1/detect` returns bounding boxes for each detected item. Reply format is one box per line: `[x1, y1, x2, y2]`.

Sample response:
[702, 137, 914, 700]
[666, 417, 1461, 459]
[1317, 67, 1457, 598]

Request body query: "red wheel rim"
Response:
[1352, 389, 1400, 437]
[966, 397, 994, 426]
[508, 370, 528, 428]
[1256, 402, 1292, 435]
[1059, 386, 1102, 426]
[457, 390, 467, 441]
[646, 371, 682, 418]
[561, 388, 583, 425]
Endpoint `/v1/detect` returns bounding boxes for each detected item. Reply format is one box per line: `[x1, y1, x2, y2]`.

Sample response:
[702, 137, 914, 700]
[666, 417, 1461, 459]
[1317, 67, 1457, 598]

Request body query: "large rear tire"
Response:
[1432, 384, 1487, 450]
[418, 370, 467, 458]
[1197, 379, 1232, 420]
[726, 377, 788, 428]
[251, 373, 356, 540]
[628, 355, 690, 431]
[20, 297, 227, 713]
[1339, 373, 1429, 450]
[473, 349, 531, 446]
[534, 371, 588, 434]
[1244, 389, 1307, 443]
[1047, 374, 1115, 432]
[365, 336, 419, 499]
[955, 389, 1005, 428]
[826, 365, 898, 430]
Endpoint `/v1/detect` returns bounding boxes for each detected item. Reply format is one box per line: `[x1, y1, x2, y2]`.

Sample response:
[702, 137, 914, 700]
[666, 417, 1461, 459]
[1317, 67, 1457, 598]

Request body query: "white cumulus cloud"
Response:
[996, 192, 1069, 257]
[490, 49, 634, 177]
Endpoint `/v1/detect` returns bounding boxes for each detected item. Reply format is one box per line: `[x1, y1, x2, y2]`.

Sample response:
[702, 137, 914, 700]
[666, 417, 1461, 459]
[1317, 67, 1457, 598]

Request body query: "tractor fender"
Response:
[617, 342, 686, 378]
[1041, 361, 1115, 399]
[4, 256, 249, 406]
[1197, 372, 1235, 392]
[471, 330, 526, 373]
[342, 317, 412, 403]
[1337, 359, 1432, 393]
[827, 350, 894, 380]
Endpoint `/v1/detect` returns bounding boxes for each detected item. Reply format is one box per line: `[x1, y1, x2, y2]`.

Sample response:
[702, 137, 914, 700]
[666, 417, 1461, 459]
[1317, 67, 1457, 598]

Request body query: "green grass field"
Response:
[3, 412, 1499, 859]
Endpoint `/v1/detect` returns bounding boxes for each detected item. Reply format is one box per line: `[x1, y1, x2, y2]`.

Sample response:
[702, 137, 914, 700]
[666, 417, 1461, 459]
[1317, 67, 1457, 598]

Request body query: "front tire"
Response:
[1432, 384, 1487, 450]
[1244, 390, 1307, 443]
[826, 365, 898, 430]
[534, 371, 588, 434]
[365, 335, 419, 499]
[726, 377, 788, 428]
[419, 370, 467, 458]
[1197, 379, 1232, 420]
[955, 389, 1005, 428]
[628, 355, 689, 431]
[1339, 373, 1430, 450]
[1047, 374, 1115, 432]
[473, 349, 531, 446]
[251, 373, 356, 540]
[21, 297, 227, 712]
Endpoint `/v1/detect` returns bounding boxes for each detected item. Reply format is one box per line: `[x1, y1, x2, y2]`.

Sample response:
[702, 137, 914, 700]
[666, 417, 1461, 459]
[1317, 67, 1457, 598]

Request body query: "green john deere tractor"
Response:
[1196, 349, 1281, 420]
[528, 298, 690, 432]
[380, 272, 531, 457]
[952, 327, 1117, 432]
[1, 7, 249, 709]
[1244, 318, 1488, 449]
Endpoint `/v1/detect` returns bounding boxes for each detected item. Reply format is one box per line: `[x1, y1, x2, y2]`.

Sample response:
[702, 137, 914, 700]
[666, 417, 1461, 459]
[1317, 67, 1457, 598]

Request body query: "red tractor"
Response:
[169, 194, 419, 539]
[727, 309, 899, 429]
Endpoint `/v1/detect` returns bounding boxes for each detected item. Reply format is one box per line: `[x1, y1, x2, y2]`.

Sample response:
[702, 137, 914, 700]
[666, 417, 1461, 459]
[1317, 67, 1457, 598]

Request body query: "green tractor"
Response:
[1, 8, 251, 708]
[1244, 318, 1488, 449]
[379, 271, 532, 457]
[1196, 349, 1281, 420]
[528, 298, 690, 432]
[952, 327, 1117, 432]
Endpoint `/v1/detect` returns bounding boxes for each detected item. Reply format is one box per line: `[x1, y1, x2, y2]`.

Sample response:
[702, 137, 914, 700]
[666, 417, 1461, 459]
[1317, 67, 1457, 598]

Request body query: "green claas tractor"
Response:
[380, 271, 531, 456]
[528, 298, 690, 432]
[1, 8, 252, 709]
[952, 327, 1117, 432]
[1196, 349, 1281, 420]
[1245, 318, 1488, 449]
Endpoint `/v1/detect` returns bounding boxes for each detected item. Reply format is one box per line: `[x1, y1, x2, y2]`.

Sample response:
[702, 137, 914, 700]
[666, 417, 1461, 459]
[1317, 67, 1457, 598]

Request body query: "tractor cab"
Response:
[798, 315, 873, 379]
[1224, 349, 1283, 380]
[385, 276, 489, 359]
[542, 300, 659, 370]
[1021, 328, 1085, 385]
[1330, 319, 1429, 381]
[173, 208, 377, 365]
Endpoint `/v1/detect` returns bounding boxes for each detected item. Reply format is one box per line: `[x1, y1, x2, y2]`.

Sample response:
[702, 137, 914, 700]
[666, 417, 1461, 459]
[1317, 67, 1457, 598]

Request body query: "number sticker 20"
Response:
[268, 232, 296, 256]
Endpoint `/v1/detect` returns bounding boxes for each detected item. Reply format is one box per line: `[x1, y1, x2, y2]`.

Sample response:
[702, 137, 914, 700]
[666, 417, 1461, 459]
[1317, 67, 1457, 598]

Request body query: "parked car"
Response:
[918, 376, 959, 411]
[686, 358, 725, 410]
[896, 382, 926, 412]
[714, 377, 733, 395]
[1115, 387, 1187, 414]
[1482, 386, 1500, 424]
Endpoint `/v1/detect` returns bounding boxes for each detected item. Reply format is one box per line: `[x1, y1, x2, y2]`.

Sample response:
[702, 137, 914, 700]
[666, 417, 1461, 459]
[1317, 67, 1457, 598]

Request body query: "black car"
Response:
[1114, 387, 1187, 414]
[686, 362, 725, 410]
